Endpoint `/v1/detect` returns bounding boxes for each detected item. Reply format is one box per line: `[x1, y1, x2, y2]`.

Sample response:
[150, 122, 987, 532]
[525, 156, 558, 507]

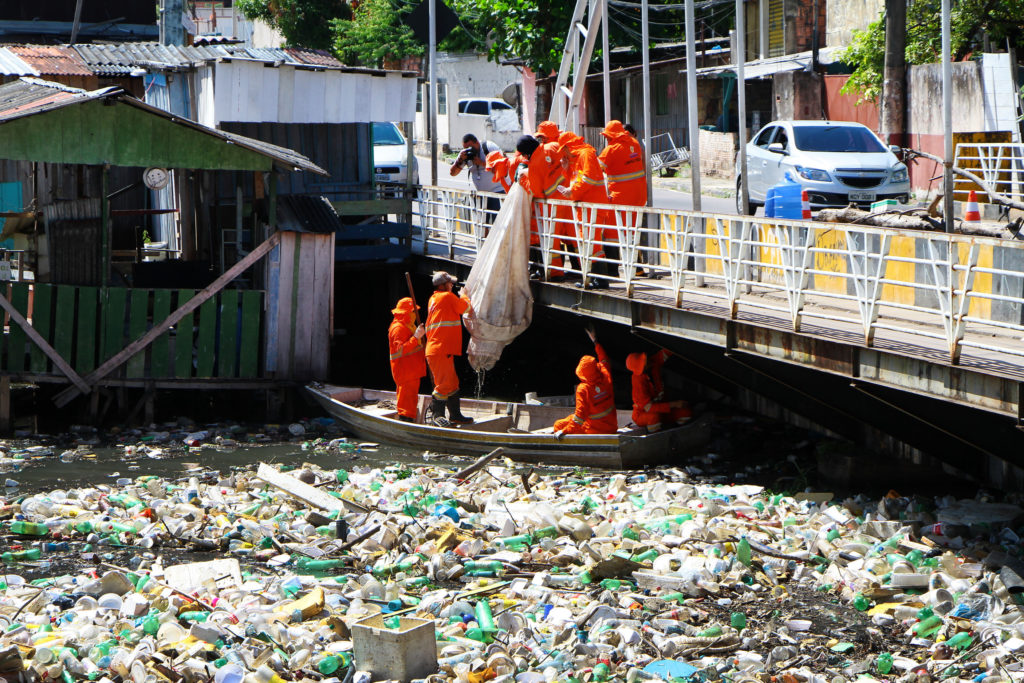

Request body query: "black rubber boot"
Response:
[447, 392, 475, 425]
[429, 397, 449, 427]
[397, 415, 415, 423]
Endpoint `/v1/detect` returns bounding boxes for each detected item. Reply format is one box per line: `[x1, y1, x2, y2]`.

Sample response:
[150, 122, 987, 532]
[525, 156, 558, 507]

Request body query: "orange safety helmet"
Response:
[625, 352, 647, 374]
[391, 297, 419, 315]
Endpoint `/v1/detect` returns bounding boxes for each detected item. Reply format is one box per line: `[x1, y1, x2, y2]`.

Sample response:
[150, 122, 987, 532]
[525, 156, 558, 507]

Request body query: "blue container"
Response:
[770, 172, 805, 219]
[764, 186, 777, 218]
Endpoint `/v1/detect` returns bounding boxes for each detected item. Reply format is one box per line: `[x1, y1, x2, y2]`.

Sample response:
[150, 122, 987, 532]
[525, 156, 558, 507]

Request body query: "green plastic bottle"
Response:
[730, 612, 747, 630]
[913, 615, 943, 637]
[946, 632, 973, 650]
[698, 625, 723, 637]
[853, 594, 870, 611]
[593, 663, 609, 682]
[1, 548, 40, 563]
[876, 653, 893, 674]
[316, 653, 351, 675]
[475, 600, 496, 635]
[296, 558, 346, 572]
[464, 560, 503, 574]
[10, 521, 49, 536]
[737, 537, 752, 567]
[494, 533, 533, 549]
[631, 549, 658, 563]
[534, 525, 559, 539]
[622, 526, 640, 541]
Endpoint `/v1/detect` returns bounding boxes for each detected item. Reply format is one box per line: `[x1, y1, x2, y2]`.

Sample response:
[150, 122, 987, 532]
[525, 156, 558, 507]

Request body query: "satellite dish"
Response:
[501, 83, 519, 107]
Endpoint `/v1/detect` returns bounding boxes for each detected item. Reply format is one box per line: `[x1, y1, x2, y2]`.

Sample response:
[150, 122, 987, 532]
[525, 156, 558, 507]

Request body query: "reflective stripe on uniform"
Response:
[426, 320, 462, 332]
[543, 176, 564, 196]
[607, 170, 645, 183]
[572, 415, 585, 425]
[589, 406, 613, 420]
[579, 173, 604, 186]
[389, 344, 418, 360]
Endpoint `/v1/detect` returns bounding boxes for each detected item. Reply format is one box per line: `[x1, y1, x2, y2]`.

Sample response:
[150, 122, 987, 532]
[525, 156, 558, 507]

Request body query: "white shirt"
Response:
[464, 140, 505, 193]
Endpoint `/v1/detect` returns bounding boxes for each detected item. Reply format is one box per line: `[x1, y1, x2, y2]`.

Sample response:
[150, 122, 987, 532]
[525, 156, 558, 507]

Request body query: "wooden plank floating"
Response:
[75, 286, 98, 374]
[151, 290, 172, 378]
[174, 290, 195, 379]
[29, 284, 52, 374]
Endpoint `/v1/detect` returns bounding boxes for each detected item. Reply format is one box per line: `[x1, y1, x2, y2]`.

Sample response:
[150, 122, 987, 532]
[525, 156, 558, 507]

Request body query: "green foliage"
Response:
[449, 0, 573, 74]
[331, 0, 423, 67]
[840, 0, 1024, 103]
[236, 0, 350, 49]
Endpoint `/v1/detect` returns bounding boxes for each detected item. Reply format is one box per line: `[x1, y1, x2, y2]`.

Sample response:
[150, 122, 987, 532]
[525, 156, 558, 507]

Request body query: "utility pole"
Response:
[429, 0, 438, 190]
[941, 0, 953, 232]
[880, 0, 906, 145]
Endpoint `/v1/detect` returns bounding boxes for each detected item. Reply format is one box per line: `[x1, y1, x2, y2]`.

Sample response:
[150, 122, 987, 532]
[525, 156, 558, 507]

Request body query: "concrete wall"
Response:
[699, 130, 737, 178]
[825, 0, 883, 48]
[773, 71, 824, 120]
[413, 52, 522, 148]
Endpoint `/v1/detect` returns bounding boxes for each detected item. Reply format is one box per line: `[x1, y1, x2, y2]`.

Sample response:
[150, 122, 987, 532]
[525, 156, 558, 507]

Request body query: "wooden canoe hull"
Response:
[305, 383, 710, 469]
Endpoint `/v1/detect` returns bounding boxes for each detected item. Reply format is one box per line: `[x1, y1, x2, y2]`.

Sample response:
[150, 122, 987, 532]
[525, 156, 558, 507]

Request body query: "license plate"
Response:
[849, 191, 876, 202]
[375, 173, 391, 181]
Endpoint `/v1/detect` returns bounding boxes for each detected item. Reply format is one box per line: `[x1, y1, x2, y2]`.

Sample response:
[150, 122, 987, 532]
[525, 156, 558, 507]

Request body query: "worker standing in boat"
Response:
[625, 350, 691, 431]
[426, 271, 475, 426]
[554, 328, 617, 436]
[388, 297, 426, 423]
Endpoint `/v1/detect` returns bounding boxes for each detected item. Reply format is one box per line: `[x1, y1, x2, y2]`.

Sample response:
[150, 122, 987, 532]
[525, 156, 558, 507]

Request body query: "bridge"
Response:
[410, 185, 1024, 490]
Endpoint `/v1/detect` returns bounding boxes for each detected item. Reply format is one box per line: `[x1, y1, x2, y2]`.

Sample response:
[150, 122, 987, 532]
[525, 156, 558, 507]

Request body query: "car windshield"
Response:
[372, 122, 404, 146]
[792, 125, 886, 153]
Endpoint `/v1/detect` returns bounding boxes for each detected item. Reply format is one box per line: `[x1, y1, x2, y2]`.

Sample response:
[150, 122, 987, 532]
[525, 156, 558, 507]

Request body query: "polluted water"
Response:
[0, 420, 1017, 683]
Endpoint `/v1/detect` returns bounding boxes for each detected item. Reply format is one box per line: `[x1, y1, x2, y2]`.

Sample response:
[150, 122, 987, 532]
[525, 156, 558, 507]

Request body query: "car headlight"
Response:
[795, 165, 831, 182]
[890, 166, 908, 183]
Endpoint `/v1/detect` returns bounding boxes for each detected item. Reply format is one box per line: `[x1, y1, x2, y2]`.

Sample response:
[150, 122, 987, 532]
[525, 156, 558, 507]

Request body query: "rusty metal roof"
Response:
[0, 78, 105, 120]
[8, 45, 92, 76]
[282, 47, 345, 68]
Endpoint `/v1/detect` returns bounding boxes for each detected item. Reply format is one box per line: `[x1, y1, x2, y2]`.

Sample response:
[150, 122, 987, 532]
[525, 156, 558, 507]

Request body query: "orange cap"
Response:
[536, 120, 561, 141]
[601, 120, 628, 139]
[391, 297, 419, 315]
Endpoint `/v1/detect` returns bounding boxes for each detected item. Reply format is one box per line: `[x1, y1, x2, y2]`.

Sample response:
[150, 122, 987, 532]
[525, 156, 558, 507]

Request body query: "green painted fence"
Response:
[1, 283, 265, 380]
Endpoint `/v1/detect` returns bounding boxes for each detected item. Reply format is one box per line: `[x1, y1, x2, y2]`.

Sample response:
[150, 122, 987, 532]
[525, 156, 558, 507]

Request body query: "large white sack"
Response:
[464, 183, 534, 371]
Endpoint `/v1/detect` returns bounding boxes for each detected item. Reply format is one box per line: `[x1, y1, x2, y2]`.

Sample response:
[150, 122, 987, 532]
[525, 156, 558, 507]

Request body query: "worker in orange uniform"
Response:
[599, 120, 648, 275]
[524, 130, 575, 280]
[425, 271, 475, 425]
[535, 120, 561, 144]
[553, 328, 617, 436]
[485, 150, 512, 193]
[625, 350, 691, 431]
[557, 131, 615, 288]
[388, 297, 426, 423]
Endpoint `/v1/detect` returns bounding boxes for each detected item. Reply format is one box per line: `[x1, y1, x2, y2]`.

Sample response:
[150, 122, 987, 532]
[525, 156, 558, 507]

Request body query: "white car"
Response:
[372, 122, 419, 187]
[457, 97, 515, 116]
[736, 120, 910, 215]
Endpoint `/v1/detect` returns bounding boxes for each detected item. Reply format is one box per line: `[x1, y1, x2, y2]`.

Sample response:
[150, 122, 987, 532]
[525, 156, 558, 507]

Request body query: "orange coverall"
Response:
[485, 151, 512, 193]
[554, 343, 617, 435]
[388, 301, 426, 420]
[560, 132, 615, 256]
[625, 351, 690, 428]
[425, 290, 470, 399]
[599, 120, 648, 207]
[527, 141, 572, 274]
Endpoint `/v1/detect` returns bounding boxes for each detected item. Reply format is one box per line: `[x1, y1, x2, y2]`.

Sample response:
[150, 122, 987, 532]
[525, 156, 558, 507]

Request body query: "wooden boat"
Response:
[305, 383, 711, 469]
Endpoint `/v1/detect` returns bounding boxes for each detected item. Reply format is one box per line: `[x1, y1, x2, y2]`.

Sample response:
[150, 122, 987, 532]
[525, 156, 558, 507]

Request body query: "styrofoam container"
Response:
[352, 615, 438, 682]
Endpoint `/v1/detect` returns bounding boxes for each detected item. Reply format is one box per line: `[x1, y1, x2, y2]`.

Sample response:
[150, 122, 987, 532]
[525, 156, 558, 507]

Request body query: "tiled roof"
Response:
[7, 45, 92, 76]
[283, 47, 345, 68]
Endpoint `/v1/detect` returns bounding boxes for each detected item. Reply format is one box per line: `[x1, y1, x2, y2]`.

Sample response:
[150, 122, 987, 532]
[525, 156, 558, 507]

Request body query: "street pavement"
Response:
[416, 155, 738, 215]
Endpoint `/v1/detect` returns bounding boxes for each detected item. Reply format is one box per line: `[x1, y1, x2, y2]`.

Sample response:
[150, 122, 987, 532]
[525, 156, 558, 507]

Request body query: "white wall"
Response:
[982, 53, 1020, 140]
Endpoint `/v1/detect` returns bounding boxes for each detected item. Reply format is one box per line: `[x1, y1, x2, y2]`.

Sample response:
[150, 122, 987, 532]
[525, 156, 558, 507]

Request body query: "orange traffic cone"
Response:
[801, 189, 812, 219]
[964, 190, 981, 223]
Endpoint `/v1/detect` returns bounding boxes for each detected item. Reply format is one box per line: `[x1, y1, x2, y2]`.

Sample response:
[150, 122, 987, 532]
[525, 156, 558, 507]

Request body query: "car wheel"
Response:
[735, 176, 756, 215]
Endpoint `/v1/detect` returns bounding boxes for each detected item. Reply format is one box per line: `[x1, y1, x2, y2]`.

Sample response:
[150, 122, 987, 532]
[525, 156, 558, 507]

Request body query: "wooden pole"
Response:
[453, 447, 505, 479]
[0, 292, 90, 394]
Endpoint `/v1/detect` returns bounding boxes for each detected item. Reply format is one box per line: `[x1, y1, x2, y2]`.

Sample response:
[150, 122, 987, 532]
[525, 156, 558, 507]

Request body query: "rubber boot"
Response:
[429, 397, 449, 427]
[397, 415, 415, 423]
[447, 392, 475, 425]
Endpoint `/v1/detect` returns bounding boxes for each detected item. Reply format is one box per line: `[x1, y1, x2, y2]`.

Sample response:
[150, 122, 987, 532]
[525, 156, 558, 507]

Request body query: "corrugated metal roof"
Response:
[235, 47, 299, 64]
[282, 47, 345, 68]
[277, 195, 343, 233]
[8, 46, 92, 76]
[0, 77, 328, 175]
[73, 42, 231, 72]
[0, 78, 103, 120]
[0, 48, 38, 76]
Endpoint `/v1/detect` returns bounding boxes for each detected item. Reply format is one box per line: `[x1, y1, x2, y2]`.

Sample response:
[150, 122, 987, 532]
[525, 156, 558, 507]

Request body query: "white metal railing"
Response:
[413, 186, 1024, 366]
[953, 142, 1024, 204]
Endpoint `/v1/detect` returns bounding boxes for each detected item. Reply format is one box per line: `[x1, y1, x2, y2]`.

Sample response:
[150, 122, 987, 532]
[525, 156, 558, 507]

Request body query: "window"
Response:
[773, 128, 788, 150]
[458, 100, 468, 113]
[754, 126, 776, 148]
[491, 101, 512, 111]
[416, 85, 423, 112]
[464, 100, 489, 115]
[793, 125, 885, 153]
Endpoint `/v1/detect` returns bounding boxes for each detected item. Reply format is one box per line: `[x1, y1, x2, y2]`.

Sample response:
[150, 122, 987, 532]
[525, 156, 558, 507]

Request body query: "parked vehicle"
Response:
[305, 383, 711, 468]
[457, 97, 515, 116]
[735, 120, 910, 215]
[372, 121, 419, 187]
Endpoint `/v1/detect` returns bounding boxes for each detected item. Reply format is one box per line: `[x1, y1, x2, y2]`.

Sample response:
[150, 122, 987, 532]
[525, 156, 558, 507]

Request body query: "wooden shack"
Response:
[0, 78, 334, 425]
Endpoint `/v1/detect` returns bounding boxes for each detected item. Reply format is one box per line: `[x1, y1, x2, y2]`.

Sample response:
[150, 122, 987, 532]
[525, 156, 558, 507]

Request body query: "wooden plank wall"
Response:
[264, 231, 335, 382]
[0, 283, 265, 380]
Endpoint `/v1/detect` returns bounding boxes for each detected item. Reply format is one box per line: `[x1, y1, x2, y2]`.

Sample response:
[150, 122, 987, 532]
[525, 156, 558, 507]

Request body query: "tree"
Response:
[235, 0, 350, 50]
[449, 0, 574, 75]
[332, 0, 423, 67]
[840, 0, 1024, 103]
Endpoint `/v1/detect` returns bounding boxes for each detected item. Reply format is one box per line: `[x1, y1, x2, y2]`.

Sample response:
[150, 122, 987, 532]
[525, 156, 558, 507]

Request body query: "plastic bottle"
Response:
[2, 548, 40, 563]
[913, 615, 943, 637]
[494, 533, 533, 550]
[730, 612, 747, 630]
[475, 600, 496, 636]
[464, 560, 503, 574]
[10, 520, 49, 536]
[876, 653, 893, 674]
[946, 632, 974, 650]
[295, 559, 346, 572]
[737, 537, 752, 567]
[316, 653, 351, 675]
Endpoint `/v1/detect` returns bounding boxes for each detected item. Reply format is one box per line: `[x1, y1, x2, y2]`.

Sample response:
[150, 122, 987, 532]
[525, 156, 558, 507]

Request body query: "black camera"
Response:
[462, 146, 478, 161]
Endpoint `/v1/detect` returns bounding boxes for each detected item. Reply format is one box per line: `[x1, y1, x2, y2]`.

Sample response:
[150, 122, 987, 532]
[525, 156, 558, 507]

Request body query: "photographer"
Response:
[450, 134, 504, 220]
